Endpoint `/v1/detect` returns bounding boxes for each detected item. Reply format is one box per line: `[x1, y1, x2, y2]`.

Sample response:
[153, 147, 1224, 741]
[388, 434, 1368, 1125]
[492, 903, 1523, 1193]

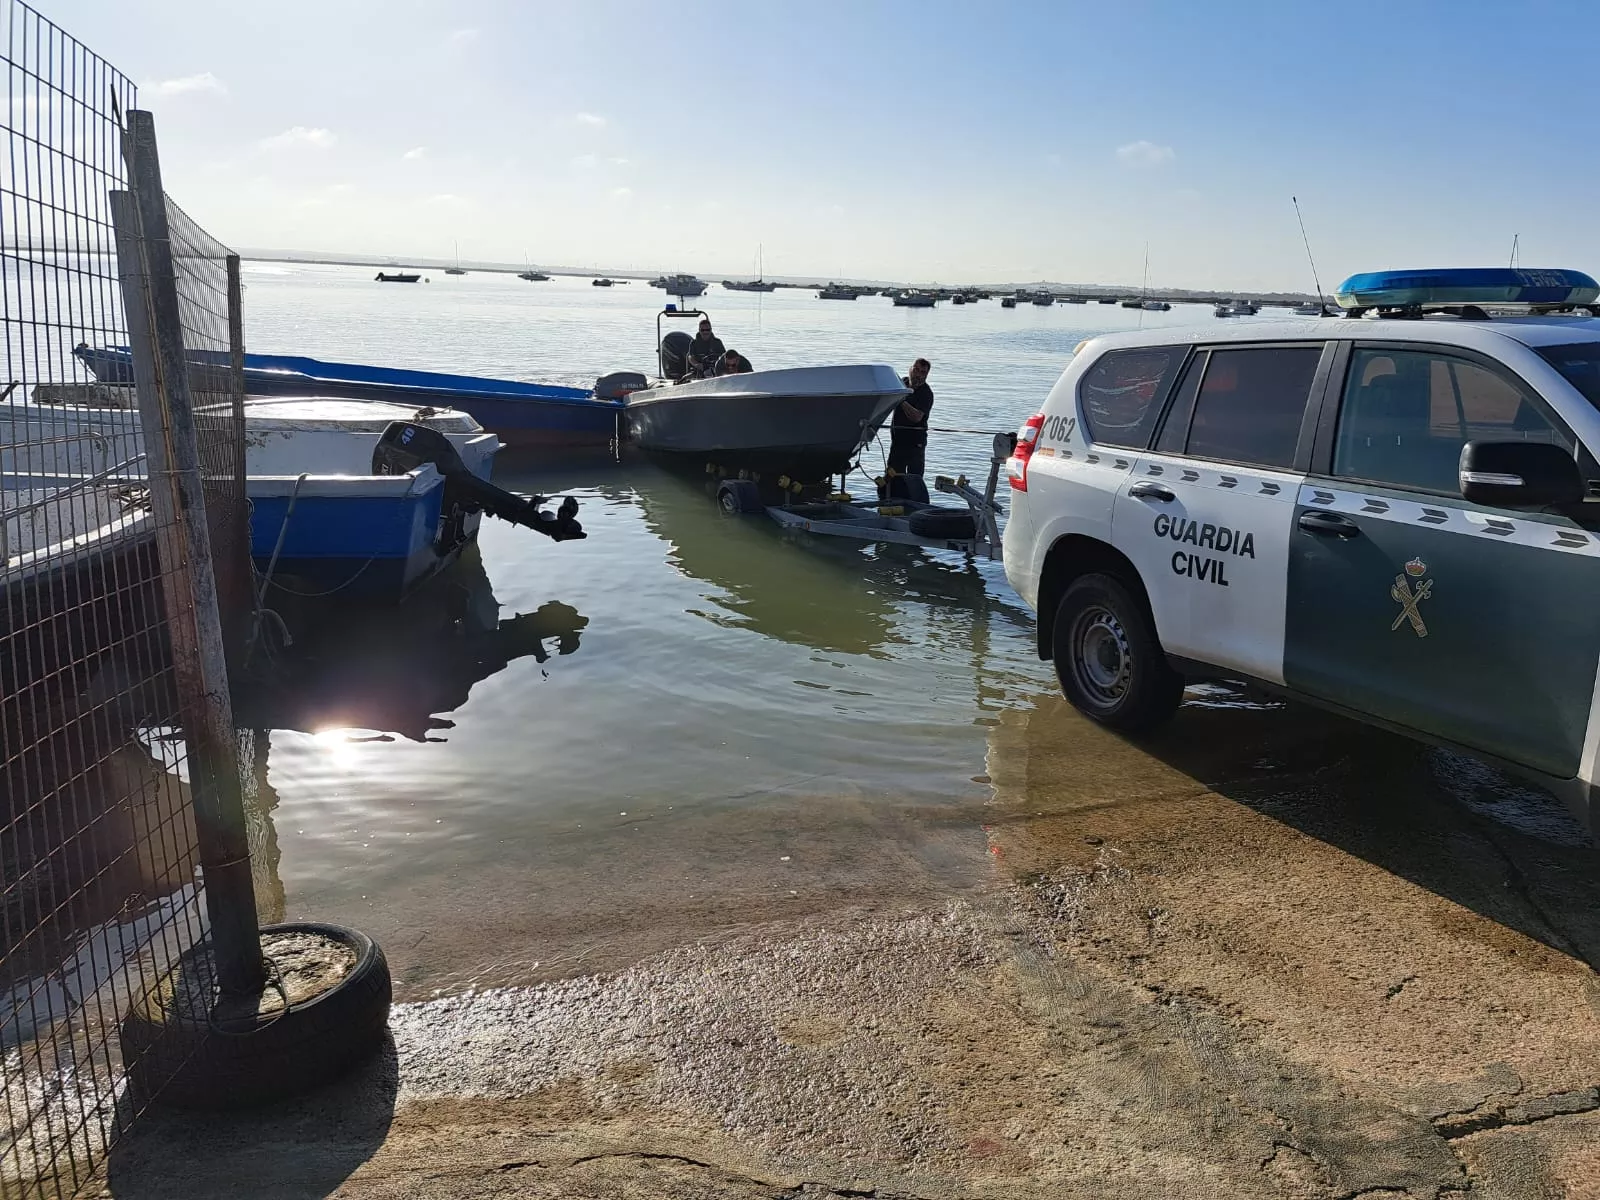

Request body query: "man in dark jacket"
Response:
[686, 318, 726, 378]
[718, 348, 753, 374]
[887, 358, 933, 476]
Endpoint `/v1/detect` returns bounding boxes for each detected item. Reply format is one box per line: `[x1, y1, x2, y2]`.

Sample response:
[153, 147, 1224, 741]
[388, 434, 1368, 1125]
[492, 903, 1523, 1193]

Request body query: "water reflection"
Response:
[236, 546, 589, 742]
[627, 463, 1029, 660]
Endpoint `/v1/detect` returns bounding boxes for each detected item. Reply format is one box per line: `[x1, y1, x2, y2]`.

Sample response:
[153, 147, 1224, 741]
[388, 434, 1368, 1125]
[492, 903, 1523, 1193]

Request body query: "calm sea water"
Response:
[236, 264, 1225, 990]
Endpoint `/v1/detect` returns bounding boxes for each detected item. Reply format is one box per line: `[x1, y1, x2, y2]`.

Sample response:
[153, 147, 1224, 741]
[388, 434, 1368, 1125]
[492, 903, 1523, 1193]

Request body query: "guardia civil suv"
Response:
[1002, 268, 1600, 837]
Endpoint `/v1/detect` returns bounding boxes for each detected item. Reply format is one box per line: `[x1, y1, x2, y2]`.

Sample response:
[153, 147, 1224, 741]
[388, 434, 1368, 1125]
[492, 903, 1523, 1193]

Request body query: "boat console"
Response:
[372, 422, 585, 540]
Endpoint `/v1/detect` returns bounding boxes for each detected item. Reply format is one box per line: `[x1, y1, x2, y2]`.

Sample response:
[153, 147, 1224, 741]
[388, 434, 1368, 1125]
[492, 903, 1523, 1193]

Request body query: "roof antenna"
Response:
[1292, 196, 1328, 316]
[1509, 233, 1520, 270]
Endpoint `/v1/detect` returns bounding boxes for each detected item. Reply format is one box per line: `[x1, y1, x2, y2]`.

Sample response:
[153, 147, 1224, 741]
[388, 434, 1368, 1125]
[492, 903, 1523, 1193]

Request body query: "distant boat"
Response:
[445, 241, 467, 275]
[1031, 292, 1055, 306]
[375, 272, 420, 283]
[661, 273, 707, 297]
[1291, 302, 1325, 316]
[1141, 299, 1171, 311]
[723, 279, 777, 291]
[592, 278, 614, 287]
[1000, 296, 1016, 308]
[518, 270, 550, 281]
[1097, 297, 1118, 304]
[1120, 298, 1143, 309]
[952, 294, 967, 305]
[892, 290, 937, 307]
[1064, 296, 1087, 304]
[819, 284, 857, 300]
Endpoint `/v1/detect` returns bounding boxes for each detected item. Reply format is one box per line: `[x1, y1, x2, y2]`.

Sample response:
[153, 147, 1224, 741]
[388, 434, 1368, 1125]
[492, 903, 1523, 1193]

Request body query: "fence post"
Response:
[110, 109, 265, 999]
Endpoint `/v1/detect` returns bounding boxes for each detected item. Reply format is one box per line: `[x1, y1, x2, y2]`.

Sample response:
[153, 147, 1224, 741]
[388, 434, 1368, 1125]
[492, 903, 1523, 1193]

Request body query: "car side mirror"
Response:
[1459, 441, 1586, 508]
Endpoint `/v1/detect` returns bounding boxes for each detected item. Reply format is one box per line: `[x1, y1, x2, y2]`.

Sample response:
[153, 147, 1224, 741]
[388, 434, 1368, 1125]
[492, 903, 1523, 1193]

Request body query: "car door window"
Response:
[1077, 346, 1186, 449]
[1333, 348, 1572, 494]
[1182, 346, 1322, 469]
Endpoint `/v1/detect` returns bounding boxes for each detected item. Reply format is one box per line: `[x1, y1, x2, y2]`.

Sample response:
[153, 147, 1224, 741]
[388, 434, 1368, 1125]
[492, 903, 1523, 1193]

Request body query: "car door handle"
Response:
[1128, 481, 1175, 502]
[1297, 511, 1362, 538]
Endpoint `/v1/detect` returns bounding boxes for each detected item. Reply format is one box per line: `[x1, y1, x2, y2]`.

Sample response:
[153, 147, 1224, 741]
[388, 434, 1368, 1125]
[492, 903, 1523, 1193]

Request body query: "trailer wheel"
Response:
[907, 506, 977, 540]
[120, 922, 391, 1110]
[716, 480, 763, 515]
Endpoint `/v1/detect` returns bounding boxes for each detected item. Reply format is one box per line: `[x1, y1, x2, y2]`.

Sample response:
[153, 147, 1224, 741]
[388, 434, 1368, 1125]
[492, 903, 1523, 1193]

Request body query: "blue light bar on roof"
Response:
[1335, 267, 1600, 310]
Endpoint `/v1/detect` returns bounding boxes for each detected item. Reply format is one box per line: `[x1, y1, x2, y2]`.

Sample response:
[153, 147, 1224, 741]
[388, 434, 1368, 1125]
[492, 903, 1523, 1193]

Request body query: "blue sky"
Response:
[34, 1, 1600, 290]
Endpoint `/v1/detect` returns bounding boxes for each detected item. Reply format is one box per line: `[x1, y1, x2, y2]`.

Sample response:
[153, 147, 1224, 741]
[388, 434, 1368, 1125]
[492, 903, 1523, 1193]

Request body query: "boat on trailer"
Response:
[613, 306, 906, 482]
[75, 344, 622, 449]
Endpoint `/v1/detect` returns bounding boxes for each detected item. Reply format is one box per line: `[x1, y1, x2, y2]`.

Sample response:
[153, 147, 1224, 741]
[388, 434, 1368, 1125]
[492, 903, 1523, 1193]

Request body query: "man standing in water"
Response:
[686, 318, 726, 378]
[888, 358, 934, 476]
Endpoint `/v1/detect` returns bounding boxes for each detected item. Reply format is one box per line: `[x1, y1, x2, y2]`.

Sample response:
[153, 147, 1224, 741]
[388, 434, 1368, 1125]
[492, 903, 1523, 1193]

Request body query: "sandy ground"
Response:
[94, 690, 1600, 1199]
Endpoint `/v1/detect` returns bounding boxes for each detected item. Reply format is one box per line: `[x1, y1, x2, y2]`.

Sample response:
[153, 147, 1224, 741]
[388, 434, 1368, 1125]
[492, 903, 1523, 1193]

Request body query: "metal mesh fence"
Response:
[2, 4, 253, 1195]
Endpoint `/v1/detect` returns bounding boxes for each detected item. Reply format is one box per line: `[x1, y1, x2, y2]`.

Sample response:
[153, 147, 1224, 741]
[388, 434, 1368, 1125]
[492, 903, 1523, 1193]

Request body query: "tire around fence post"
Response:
[119, 921, 391, 1110]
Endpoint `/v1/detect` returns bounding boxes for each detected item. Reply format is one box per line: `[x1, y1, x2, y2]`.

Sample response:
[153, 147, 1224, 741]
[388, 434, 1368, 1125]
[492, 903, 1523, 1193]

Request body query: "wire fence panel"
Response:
[2, 4, 254, 1195]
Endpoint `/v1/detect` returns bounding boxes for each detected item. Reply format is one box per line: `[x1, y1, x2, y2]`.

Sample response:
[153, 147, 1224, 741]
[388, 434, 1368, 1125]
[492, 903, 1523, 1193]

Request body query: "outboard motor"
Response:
[372, 422, 585, 541]
[595, 370, 648, 401]
[659, 330, 693, 380]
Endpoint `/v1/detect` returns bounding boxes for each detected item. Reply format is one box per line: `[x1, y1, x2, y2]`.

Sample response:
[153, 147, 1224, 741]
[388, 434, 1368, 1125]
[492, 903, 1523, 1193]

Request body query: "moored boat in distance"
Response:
[518, 269, 550, 281]
[375, 272, 420, 283]
[818, 284, 857, 300]
[1000, 296, 1016, 308]
[892, 290, 937, 307]
[1031, 292, 1055, 306]
[660, 273, 707, 296]
[592, 277, 614, 287]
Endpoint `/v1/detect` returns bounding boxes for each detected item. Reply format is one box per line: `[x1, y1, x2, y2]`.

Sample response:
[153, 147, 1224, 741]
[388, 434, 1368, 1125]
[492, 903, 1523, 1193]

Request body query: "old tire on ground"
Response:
[716, 480, 763, 515]
[120, 921, 391, 1110]
[907, 506, 977, 540]
[1052, 572, 1182, 732]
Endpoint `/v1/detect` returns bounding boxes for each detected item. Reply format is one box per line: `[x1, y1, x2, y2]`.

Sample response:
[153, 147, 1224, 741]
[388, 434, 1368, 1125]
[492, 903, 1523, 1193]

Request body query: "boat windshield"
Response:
[1537, 343, 1600, 413]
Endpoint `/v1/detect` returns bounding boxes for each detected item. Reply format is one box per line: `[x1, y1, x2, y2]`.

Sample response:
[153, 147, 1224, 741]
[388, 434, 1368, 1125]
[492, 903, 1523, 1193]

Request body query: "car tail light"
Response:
[1008, 413, 1045, 491]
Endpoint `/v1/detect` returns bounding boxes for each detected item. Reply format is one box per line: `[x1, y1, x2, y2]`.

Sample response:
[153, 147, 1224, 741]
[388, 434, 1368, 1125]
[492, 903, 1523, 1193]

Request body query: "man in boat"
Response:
[887, 358, 934, 477]
[686, 318, 726, 379]
[718, 348, 753, 374]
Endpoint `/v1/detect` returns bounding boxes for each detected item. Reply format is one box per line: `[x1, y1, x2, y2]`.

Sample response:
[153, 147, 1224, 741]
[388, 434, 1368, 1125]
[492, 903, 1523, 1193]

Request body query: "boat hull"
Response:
[75, 346, 622, 448]
[624, 365, 906, 479]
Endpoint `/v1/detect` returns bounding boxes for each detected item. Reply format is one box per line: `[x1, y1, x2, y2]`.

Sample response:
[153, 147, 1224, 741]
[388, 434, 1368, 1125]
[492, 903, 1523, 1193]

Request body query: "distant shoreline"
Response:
[239, 253, 1319, 306]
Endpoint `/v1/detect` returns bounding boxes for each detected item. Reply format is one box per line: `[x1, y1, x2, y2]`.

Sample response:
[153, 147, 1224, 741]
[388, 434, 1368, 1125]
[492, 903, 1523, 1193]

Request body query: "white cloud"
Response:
[261, 126, 336, 151]
[1116, 140, 1175, 167]
[403, 146, 427, 160]
[147, 72, 225, 97]
[446, 28, 479, 45]
[575, 112, 607, 128]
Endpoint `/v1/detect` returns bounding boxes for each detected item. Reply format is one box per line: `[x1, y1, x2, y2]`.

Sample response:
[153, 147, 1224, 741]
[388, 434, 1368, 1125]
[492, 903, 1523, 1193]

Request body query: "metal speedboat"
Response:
[618, 307, 907, 480]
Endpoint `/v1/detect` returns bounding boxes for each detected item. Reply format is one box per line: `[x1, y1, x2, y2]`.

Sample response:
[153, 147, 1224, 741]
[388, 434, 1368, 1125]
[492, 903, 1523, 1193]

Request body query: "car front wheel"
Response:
[1052, 572, 1182, 732]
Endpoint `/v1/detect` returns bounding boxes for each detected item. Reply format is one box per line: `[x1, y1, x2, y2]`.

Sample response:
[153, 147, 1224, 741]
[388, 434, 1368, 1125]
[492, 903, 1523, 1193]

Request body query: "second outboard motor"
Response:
[659, 330, 693, 380]
[373, 422, 585, 541]
[595, 370, 648, 401]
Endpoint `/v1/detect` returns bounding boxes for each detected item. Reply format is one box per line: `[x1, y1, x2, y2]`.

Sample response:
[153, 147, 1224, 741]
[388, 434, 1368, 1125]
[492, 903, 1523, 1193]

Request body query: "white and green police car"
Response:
[1002, 268, 1600, 837]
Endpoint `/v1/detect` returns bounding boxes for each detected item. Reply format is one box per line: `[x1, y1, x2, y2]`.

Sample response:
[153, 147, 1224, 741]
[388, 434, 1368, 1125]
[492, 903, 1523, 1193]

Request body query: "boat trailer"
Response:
[713, 432, 1014, 561]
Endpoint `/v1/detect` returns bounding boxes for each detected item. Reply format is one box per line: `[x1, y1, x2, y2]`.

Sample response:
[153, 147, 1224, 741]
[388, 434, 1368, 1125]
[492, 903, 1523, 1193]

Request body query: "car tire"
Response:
[1051, 573, 1182, 732]
[119, 921, 392, 1110]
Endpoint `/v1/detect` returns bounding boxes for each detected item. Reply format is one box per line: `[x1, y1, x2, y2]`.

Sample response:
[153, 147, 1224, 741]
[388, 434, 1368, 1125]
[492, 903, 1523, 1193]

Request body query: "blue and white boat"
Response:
[73, 345, 623, 449]
[1, 391, 554, 603]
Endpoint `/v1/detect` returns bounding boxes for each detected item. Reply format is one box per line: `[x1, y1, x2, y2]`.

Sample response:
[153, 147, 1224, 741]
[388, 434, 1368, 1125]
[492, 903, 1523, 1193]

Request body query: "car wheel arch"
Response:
[1035, 535, 1156, 660]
